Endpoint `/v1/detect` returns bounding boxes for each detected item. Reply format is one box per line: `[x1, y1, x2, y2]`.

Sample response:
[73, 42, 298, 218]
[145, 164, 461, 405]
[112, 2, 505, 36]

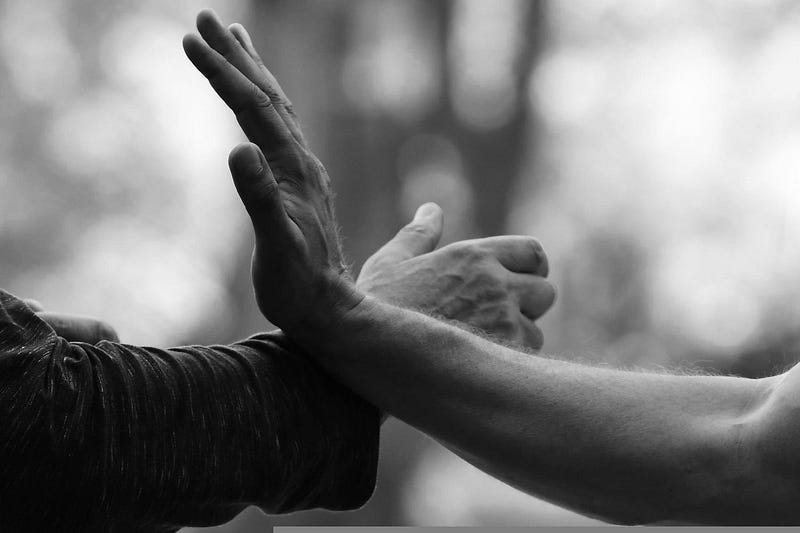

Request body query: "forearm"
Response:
[310, 296, 775, 524]
[87, 335, 378, 521]
[0, 290, 378, 531]
[182, 11, 781, 521]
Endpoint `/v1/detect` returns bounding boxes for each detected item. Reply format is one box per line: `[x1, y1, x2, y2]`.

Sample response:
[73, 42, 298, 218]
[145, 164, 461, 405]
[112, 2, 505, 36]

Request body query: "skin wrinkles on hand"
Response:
[179, 8, 800, 527]
[184, 9, 555, 349]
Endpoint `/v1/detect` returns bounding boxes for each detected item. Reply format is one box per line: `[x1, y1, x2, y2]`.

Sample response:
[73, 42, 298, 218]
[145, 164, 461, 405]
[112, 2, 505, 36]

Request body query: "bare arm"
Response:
[308, 297, 798, 525]
[204, 18, 800, 521]
[221, 125, 800, 523]
[183, 11, 800, 525]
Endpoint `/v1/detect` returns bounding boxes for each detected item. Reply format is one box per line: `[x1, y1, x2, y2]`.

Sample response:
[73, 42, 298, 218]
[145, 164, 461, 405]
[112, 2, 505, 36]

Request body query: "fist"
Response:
[357, 204, 555, 350]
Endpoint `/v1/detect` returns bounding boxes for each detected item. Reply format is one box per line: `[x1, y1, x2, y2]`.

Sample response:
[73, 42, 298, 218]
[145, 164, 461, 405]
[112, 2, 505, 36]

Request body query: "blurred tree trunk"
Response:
[181, 1, 548, 529]
[425, 0, 547, 237]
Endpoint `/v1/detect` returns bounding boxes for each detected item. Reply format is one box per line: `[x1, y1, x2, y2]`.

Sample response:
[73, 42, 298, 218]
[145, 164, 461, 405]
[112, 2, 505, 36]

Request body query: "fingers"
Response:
[196, 10, 267, 91]
[228, 22, 308, 146]
[23, 299, 44, 312]
[37, 312, 120, 344]
[480, 235, 548, 276]
[519, 317, 545, 351]
[371, 203, 444, 265]
[23, 299, 119, 343]
[182, 32, 296, 164]
[228, 142, 291, 240]
[509, 273, 556, 321]
[187, 9, 307, 151]
[228, 23, 285, 101]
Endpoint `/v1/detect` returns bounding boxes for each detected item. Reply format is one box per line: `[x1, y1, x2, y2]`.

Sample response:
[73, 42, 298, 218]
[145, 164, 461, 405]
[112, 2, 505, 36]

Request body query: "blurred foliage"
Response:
[4, 0, 800, 529]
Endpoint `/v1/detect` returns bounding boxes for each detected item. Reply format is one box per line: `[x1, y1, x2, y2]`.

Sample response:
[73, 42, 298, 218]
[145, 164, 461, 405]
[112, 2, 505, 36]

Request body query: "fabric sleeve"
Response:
[0, 290, 379, 532]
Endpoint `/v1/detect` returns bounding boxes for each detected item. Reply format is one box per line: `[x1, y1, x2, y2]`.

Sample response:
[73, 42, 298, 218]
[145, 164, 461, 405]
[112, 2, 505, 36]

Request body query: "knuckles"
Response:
[229, 83, 273, 117]
[439, 242, 512, 302]
[360, 235, 551, 349]
[437, 242, 550, 348]
[466, 270, 507, 299]
[442, 240, 490, 265]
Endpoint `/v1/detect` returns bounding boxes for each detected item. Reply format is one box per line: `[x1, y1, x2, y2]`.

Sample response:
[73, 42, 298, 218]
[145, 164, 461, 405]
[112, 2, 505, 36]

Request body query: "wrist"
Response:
[295, 292, 385, 353]
[355, 278, 396, 306]
[285, 276, 371, 347]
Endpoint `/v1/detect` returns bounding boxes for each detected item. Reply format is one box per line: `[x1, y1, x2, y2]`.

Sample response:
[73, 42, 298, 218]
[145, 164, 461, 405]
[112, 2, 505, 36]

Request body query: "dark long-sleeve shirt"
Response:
[0, 289, 379, 532]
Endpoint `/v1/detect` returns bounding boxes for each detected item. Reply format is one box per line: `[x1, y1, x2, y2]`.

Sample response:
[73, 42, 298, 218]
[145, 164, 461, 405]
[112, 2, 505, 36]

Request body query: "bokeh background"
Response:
[2, 0, 800, 529]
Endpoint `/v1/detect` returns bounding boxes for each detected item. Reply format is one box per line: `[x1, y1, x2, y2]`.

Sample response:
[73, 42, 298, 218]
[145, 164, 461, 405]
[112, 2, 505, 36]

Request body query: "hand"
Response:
[184, 12, 359, 332]
[183, 10, 347, 276]
[226, 141, 362, 335]
[357, 204, 555, 350]
[23, 299, 120, 344]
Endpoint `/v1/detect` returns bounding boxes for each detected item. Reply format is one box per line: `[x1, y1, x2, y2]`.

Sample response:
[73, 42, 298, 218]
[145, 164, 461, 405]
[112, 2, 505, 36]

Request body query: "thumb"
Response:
[23, 299, 44, 312]
[37, 312, 120, 344]
[228, 142, 290, 241]
[374, 202, 444, 264]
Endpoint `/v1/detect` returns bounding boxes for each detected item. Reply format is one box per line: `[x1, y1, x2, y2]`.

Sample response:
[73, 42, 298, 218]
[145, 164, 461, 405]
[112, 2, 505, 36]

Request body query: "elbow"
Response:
[614, 419, 775, 525]
[659, 374, 800, 525]
[683, 410, 800, 524]
[671, 420, 759, 525]
[729, 396, 800, 523]
[576, 377, 800, 526]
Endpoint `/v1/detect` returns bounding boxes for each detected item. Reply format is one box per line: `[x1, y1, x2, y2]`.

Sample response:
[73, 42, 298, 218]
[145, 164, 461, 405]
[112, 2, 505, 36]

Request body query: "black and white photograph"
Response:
[0, 0, 798, 531]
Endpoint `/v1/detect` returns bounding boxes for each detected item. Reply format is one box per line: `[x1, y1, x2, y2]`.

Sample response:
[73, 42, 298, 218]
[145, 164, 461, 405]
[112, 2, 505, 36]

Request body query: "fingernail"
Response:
[232, 143, 263, 175]
[414, 203, 439, 220]
[239, 25, 254, 48]
[230, 23, 253, 46]
[200, 8, 222, 25]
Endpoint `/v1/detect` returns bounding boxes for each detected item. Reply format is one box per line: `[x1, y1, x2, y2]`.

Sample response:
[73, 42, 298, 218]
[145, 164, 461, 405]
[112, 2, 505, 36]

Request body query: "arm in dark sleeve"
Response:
[0, 290, 379, 532]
